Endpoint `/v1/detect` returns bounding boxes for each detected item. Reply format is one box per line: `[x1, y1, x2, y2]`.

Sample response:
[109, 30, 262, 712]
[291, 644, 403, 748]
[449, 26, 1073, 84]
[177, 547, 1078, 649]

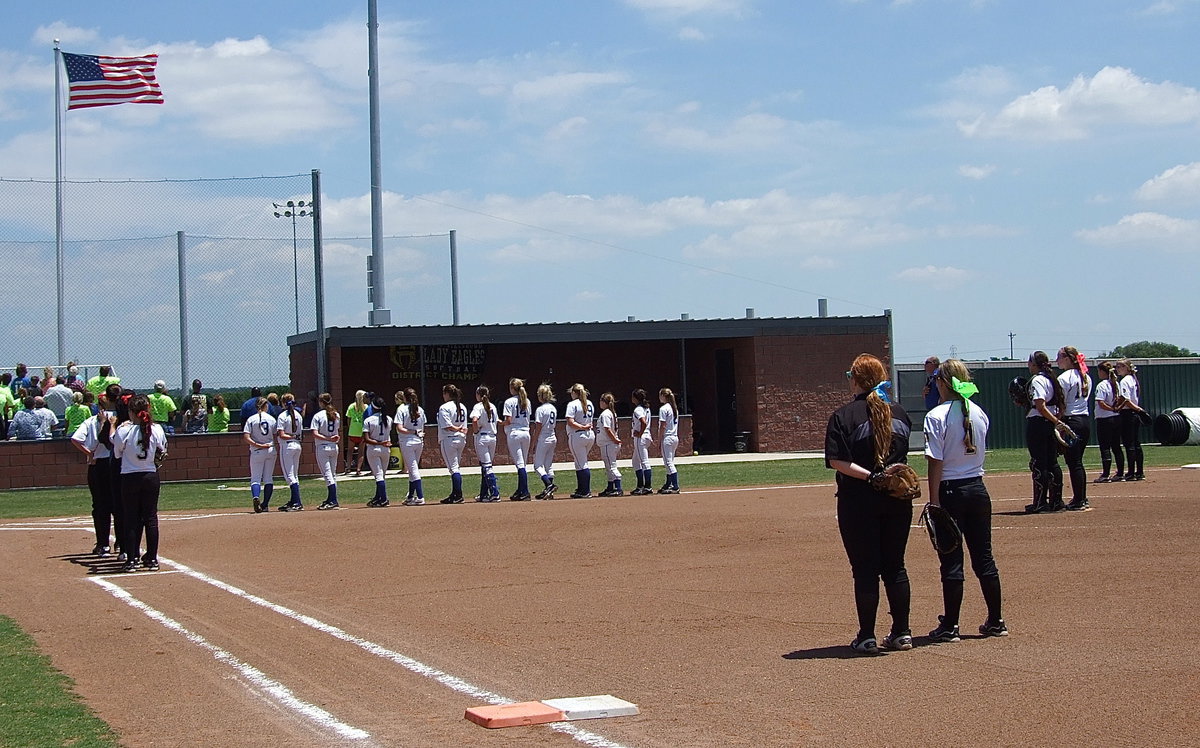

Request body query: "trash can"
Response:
[733, 432, 752, 453]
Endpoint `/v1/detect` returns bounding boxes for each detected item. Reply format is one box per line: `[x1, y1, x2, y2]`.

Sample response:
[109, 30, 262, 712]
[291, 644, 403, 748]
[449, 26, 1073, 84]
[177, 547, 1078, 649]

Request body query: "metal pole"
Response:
[312, 169, 327, 394]
[449, 229, 459, 325]
[291, 213, 300, 335]
[178, 231, 189, 417]
[366, 0, 390, 325]
[54, 41, 66, 366]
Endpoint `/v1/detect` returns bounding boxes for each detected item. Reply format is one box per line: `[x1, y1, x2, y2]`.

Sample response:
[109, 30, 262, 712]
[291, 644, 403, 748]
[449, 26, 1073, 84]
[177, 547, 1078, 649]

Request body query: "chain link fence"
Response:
[0, 174, 452, 413]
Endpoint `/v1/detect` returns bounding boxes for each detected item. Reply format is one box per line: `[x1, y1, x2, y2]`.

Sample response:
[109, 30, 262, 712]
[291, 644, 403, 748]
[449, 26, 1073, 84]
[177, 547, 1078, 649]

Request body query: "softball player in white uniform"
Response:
[532, 384, 558, 499]
[275, 394, 304, 511]
[471, 386, 501, 502]
[242, 397, 277, 512]
[437, 384, 469, 504]
[309, 393, 342, 510]
[503, 377, 533, 500]
[597, 392, 623, 496]
[565, 383, 596, 498]
[630, 389, 654, 495]
[396, 388, 427, 505]
[658, 388, 680, 494]
[363, 396, 392, 507]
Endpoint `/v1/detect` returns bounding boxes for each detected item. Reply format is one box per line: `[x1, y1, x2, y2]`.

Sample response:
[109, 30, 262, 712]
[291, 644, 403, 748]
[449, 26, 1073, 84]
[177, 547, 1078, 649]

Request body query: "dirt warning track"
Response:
[1, 468, 1197, 746]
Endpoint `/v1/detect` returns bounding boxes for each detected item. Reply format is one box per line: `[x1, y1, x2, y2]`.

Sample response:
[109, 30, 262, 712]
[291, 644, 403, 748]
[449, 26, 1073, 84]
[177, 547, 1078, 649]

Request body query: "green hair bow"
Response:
[951, 376, 978, 412]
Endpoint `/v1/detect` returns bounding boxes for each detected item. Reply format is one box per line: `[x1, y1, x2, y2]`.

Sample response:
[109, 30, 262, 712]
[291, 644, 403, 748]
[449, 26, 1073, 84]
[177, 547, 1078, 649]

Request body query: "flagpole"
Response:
[53, 40, 66, 366]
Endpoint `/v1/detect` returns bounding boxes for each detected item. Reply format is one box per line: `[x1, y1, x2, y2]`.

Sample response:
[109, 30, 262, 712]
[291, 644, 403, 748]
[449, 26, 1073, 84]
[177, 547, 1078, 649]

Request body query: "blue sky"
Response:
[2, 0, 1199, 375]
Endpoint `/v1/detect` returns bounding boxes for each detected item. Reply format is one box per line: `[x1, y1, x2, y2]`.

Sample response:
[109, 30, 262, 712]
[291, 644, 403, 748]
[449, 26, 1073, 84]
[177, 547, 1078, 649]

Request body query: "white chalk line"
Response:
[158, 556, 632, 748]
[89, 575, 370, 742]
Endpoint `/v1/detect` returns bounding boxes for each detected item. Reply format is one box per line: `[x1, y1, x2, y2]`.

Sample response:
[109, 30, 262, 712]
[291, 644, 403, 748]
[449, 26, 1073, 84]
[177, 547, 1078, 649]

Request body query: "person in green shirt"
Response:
[0, 381, 15, 439]
[85, 366, 120, 395]
[148, 381, 177, 432]
[64, 391, 92, 434]
[208, 394, 231, 433]
[344, 390, 367, 474]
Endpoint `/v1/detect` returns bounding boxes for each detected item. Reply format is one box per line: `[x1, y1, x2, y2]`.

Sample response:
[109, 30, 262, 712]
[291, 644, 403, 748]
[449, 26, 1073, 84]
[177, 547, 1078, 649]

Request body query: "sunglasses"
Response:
[845, 370, 853, 380]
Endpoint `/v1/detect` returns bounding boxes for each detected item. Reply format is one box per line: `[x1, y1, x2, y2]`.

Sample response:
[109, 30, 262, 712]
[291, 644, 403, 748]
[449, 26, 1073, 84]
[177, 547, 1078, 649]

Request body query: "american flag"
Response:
[61, 52, 164, 110]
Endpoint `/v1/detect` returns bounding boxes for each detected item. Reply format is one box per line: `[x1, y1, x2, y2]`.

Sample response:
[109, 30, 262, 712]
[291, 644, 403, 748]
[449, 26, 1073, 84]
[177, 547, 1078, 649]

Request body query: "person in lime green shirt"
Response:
[0, 383, 15, 439]
[64, 391, 92, 435]
[148, 381, 178, 432]
[344, 390, 367, 474]
[85, 366, 120, 395]
[208, 394, 231, 433]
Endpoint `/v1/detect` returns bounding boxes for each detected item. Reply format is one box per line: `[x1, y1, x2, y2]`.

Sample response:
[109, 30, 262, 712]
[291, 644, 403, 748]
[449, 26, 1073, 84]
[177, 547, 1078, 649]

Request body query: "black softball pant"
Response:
[1025, 417, 1063, 508]
[1119, 411, 1144, 476]
[121, 471, 161, 563]
[1095, 416, 1124, 477]
[87, 458, 116, 549]
[837, 491, 912, 638]
[1062, 414, 1090, 503]
[937, 477, 1002, 627]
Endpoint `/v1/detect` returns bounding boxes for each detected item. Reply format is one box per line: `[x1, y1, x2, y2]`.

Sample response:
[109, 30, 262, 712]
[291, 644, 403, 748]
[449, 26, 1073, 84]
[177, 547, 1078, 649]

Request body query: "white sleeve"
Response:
[923, 407, 946, 461]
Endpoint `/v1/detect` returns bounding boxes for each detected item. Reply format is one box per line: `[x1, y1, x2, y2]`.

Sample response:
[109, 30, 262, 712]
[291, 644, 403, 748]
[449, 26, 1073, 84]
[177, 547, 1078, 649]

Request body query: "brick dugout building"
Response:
[288, 312, 894, 456]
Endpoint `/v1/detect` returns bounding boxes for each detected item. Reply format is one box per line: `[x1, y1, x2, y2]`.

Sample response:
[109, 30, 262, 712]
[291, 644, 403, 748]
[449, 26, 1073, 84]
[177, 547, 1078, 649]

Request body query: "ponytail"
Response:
[633, 388, 648, 409]
[130, 395, 153, 457]
[444, 384, 464, 421]
[938, 359, 977, 455]
[511, 378, 528, 413]
[849, 354, 893, 468]
[1031, 351, 1065, 412]
[372, 396, 390, 438]
[404, 388, 420, 423]
[1061, 346, 1090, 397]
[320, 393, 336, 422]
[478, 386, 493, 422]
[283, 393, 297, 422]
[659, 387, 678, 421]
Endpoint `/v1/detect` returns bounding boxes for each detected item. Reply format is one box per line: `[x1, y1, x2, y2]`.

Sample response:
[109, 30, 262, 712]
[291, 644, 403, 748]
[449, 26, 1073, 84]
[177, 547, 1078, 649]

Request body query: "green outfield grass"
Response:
[2, 445, 1197, 520]
[0, 615, 118, 748]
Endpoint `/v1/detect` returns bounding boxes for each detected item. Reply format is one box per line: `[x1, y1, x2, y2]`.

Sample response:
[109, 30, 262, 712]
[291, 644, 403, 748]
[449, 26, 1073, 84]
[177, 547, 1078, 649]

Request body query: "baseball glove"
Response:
[868, 463, 922, 501]
[1136, 410, 1153, 427]
[1008, 377, 1031, 409]
[1053, 423, 1080, 454]
[919, 502, 962, 555]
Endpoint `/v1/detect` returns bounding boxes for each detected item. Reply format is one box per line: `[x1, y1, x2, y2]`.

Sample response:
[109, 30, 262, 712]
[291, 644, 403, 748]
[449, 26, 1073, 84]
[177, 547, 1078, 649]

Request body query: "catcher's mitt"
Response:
[1053, 423, 1080, 454]
[1135, 410, 1153, 427]
[919, 502, 962, 555]
[868, 463, 921, 501]
[1008, 377, 1031, 409]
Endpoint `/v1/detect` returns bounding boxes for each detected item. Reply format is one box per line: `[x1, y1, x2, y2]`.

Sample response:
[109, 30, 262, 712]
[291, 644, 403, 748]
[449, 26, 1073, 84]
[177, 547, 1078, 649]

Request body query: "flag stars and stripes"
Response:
[61, 52, 164, 110]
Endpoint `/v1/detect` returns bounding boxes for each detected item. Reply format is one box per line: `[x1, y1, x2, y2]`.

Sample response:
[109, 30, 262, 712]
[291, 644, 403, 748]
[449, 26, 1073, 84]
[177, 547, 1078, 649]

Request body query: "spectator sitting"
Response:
[65, 391, 92, 434]
[8, 397, 43, 439]
[28, 375, 41, 395]
[239, 387, 263, 424]
[44, 377, 74, 421]
[148, 381, 178, 433]
[42, 366, 57, 393]
[209, 394, 231, 433]
[64, 363, 87, 393]
[86, 365, 120, 395]
[31, 396, 59, 438]
[184, 395, 208, 433]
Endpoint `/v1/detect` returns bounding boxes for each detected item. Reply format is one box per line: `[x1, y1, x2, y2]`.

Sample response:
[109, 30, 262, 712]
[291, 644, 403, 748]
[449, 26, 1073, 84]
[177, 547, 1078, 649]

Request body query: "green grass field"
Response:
[2, 445, 1196, 520]
[0, 616, 118, 748]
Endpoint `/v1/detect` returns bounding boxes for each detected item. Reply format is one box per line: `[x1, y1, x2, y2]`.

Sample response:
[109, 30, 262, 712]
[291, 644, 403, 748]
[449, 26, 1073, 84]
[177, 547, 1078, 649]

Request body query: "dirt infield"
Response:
[1, 468, 1198, 746]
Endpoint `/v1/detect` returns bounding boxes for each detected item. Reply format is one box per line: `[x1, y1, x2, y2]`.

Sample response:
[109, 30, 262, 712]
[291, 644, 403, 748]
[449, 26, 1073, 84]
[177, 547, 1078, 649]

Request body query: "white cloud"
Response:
[678, 27, 709, 41]
[647, 111, 839, 153]
[895, 265, 974, 285]
[959, 66, 1200, 140]
[623, 0, 750, 17]
[1076, 212, 1200, 250]
[546, 116, 589, 140]
[511, 72, 629, 102]
[32, 22, 100, 47]
[1136, 162, 1200, 202]
[958, 164, 996, 180]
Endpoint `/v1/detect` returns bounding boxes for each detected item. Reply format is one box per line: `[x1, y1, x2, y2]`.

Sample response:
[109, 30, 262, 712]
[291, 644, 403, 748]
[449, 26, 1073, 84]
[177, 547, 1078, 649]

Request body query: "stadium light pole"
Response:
[273, 200, 309, 335]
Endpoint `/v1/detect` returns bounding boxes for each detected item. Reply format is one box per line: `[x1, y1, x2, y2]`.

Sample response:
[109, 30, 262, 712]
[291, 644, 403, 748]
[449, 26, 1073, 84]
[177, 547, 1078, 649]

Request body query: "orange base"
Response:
[464, 701, 565, 729]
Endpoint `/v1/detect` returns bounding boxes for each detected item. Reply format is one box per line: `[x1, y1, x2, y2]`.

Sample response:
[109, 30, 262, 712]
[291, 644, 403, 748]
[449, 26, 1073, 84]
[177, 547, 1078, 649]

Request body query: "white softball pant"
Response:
[315, 441, 339, 486]
[278, 441, 301, 485]
[661, 434, 679, 475]
[568, 431, 595, 470]
[440, 435, 465, 474]
[248, 446, 276, 486]
[506, 428, 530, 469]
[401, 440, 424, 480]
[631, 439, 651, 472]
[600, 442, 621, 481]
[365, 443, 389, 481]
[475, 434, 497, 474]
[534, 436, 557, 478]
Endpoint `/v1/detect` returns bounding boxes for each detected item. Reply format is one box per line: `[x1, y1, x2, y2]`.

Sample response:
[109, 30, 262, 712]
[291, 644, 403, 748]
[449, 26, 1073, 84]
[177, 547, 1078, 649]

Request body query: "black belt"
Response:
[941, 476, 983, 488]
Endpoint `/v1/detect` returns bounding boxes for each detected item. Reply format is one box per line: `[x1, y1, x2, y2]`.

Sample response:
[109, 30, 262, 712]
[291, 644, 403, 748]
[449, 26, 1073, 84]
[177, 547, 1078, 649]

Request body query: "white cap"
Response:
[154, 380, 166, 391]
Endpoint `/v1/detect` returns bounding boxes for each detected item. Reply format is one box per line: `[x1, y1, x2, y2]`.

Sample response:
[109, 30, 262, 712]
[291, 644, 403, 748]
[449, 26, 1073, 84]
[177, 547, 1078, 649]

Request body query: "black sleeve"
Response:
[824, 410, 850, 468]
